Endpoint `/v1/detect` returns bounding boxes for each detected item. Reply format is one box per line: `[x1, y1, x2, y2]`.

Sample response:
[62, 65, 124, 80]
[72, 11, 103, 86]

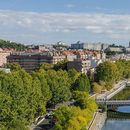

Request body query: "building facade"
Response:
[71, 42, 109, 51]
[7, 52, 65, 71]
[67, 59, 91, 74]
[0, 49, 11, 66]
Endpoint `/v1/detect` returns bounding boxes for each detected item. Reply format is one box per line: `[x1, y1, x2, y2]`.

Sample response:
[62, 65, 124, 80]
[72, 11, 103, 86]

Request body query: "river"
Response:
[102, 87, 130, 130]
[102, 106, 130, 130]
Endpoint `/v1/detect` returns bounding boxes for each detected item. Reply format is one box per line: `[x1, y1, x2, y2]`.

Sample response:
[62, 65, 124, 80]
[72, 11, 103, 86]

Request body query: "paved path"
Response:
[88, 112, 106, 130]
[96, 80, 128, 100]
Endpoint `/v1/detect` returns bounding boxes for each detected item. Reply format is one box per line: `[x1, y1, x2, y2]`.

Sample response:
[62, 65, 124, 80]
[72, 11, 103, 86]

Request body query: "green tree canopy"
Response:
[96, 61, 118, 82]
[73, 74, 90, 92]
[0, 69, 48, 129]
[46, 69, 71, 107]
[0, 39, 27, 51]
[4, 63, 22, 71]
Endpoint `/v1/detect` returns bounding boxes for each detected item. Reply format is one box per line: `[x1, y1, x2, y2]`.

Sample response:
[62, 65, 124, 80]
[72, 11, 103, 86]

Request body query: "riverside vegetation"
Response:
[93, 60, 130, 94]
[1, 59, 130, 130]
[0, 62, 97, 130]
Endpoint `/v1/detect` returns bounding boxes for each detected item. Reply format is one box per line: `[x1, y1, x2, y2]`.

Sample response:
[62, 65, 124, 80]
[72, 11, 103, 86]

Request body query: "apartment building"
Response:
[7, 52, 65, 71]
[67, 59, 91, 74]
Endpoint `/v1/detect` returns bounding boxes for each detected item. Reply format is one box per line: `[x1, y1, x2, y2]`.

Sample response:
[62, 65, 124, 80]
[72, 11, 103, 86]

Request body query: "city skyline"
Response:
[0, 0, 130, 45]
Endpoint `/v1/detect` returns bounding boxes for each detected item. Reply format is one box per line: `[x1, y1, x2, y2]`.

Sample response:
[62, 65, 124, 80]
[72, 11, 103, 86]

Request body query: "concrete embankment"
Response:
[87, 112, 106, 130]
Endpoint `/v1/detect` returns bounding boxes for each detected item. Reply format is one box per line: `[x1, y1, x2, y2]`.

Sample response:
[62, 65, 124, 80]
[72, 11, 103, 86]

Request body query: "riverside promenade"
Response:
[88, 112, 106, 130]
[96, 80, 128, 100]
[87, 80, 128, 130]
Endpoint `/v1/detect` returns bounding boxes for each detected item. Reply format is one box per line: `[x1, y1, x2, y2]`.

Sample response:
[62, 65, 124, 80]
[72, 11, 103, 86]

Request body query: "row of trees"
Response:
[0, 69, 50, 129]
[93, 60, 130, 93]
[4, 59, 130, 129]
[0, 63, 92, 129]
[38, 63, 97, 130]
[53, 91, 97, 130]
[0, 39, 27, 51]
[49, 63, 97, 130]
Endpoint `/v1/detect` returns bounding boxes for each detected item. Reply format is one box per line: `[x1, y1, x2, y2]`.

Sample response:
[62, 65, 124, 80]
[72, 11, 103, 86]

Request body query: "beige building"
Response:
[7, 52, 66, 71]
[0, 49, 10, 66]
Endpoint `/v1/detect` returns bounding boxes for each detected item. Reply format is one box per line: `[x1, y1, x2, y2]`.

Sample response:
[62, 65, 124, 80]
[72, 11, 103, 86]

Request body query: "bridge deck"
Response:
[97, 100, 130, 106]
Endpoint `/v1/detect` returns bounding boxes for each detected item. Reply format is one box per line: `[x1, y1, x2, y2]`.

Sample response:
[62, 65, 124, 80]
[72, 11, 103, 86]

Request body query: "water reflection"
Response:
[102, 119, 130, 130]
[102, 106, 130, 130]
[118, 106, 130, 113]
[102, 87, 130, 130]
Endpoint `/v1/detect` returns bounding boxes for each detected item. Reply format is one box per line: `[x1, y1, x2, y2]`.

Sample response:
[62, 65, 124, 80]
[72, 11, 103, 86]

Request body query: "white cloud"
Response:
[0, 10, 130, 43]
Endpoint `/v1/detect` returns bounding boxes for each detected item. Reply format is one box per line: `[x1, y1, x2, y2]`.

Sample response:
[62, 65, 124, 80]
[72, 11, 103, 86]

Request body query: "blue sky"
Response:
[1, 0, 130, 13]
[0, 0, 130, 45]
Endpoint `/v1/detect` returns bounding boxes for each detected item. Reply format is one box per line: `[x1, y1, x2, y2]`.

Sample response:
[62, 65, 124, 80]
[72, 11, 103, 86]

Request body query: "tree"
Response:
[115, 60, 125, 80]
[92, 82, 103, 94]
[31, 70, 51, 103]
[0, 39, 27, 51]
[54, 105, 97, 130]
[86, 99, 97, 113]
[68, 69, 80, 87]
[0, 69, 47, 129]
[96, 61, 118, 83]
[123, 61, 130, 79]
[73, 91, 90, 109]
[53, 106, 74, 130]
[73, 74, 90, 92]
[38, 63, 53, 71]
[4, 63, 22, 71]
[104, 81, 113, 90]
[53, 60, 68, 71]
[46, 70, 71, 107]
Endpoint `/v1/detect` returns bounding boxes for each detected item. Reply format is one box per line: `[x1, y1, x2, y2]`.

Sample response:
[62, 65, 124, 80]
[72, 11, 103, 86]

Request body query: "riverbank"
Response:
[87, 112, 106, 130]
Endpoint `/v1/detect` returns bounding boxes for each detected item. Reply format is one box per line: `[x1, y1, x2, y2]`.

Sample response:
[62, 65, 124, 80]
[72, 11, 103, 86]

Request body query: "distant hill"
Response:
[0, 39, 27, 51]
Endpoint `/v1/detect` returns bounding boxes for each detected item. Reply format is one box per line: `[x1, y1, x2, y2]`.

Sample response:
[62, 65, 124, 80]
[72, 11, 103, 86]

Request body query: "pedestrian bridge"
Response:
[96, 100, 130, 106]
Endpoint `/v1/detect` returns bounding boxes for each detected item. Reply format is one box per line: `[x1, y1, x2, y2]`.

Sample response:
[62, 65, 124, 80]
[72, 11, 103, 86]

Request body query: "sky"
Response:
[0, 0, 130, 45]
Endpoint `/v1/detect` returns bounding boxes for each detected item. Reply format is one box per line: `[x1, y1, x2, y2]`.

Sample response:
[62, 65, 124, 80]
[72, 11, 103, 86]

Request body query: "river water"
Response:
[102, 119, 130, 130]
[102, 87, 130, 130]
[102, 106, 130, 130]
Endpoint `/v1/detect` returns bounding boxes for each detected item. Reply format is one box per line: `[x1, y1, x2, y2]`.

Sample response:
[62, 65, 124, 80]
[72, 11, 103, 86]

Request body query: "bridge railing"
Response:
[96, 99, 130, 106]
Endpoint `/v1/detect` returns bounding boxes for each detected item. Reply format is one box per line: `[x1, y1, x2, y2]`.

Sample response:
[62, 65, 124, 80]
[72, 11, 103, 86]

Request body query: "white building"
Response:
[71, 42, 109, 51]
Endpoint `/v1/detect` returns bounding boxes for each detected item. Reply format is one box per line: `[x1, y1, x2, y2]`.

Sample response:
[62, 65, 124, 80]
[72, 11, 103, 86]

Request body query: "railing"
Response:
[97, 100, 130, 106]
[96, 81, 127, 100]
[106, 84, 126, 99]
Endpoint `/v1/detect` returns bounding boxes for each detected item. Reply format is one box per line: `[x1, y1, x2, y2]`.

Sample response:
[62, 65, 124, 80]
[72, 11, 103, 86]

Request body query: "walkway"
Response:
[88, 112, 106, 130]
[96, 80, 128, 100]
